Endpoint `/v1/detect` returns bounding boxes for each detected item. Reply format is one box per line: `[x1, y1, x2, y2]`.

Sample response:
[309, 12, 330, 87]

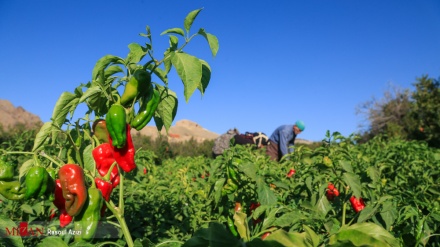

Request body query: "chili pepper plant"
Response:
[0, 8, 218, 247]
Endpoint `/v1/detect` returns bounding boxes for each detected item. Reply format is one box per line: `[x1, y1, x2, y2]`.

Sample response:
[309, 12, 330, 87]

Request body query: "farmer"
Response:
[266, 120, 305, 161]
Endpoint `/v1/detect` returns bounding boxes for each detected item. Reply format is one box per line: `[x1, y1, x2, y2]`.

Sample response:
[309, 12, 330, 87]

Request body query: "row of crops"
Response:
[1, 130, 439, 246]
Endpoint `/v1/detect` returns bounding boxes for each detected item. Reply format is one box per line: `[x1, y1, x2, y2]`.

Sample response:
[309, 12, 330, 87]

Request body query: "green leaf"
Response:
[92, 55, 124, 80]
[168, 35, 179, 50]
[126, 43, 147, 65]
[303, 225, 320, 247]
[315, 194, 332, 217]
[153, 85, 178, 132]
[198, 28, 219, 57]
[343, 172, 362, 198]
[147, 62, 169, 84]
[233, 212, 249, 241]
[20, 204, 34, 214]
[32, 122, 53, 152]
[104, 65, 124, 78]
[213, 178, 226, 205]
[161, 27, 185, 36]
[264, 229, 313, 247]
[171, 52, 202, 102]
[380, 201, 398, 231]
[199, 59, 211, 95]
[18, 159, 34, 182]
[366, 166, 380, 183]
[329, 223, 400, 247]
[36, 237, 68, 247]
[238, 161, 257, 181]
[51, 92, 79, 128]
[271, 211, 302, 228]
[182, 222, 241, 247]
[256, 178, 277, 206]
[82, 145, 94, 173]
[79, 86, 102, 103]
[184, 8, 203, 33]
[339, 160, 353, 173]
[0, 215, 24, 247]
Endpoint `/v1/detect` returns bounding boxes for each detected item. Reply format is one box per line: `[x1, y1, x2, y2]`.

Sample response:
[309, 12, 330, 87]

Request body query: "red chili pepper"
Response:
[261, 232, 271, 240]
[235, 202, 242, 212]
[349, 196, 365, 213]
[58, 164, 88, 217]
[109, 124, 136, 173]
[249, 202, 262, 225]
[59, 208, 73, 228]
[286, 169, 295, 178]
[93, 143, 120, 188]
[95, 177, 113, 217]
[143, 168, 147, 174]
[326, 183, 340, 201]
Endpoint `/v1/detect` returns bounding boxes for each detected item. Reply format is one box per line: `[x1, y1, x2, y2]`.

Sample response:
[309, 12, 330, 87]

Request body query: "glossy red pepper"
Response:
[326, 183, 340, 201]
[92, 143, 120, 187]
[53, 179, 73, 227]
[95, 177, 113, 216]
[286, 169, 295, 178]
[349, 196, 365, 213]
[109, 124, 136, 173]
[59, 209, 73, 228]
[58, 164, 88, 217]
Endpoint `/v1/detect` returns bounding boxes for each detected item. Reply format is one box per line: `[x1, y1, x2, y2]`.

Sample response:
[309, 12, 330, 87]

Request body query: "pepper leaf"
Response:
[83, 145, 95, 174]
[32, 122, 54, 152]
[125, 43, 147, 66]
[198, 28, 219, 57]
[329, 222, 400, 246]
[198, 59, 211, 95]
[184, 8, 203, 33]
[18, 159, 34, 182]
[51, 92, 80, 128]
[153, 85, 178, 132]
[343, 172, 362, 198]
[161, 27, 185, 37]
[92, 55, 124, 81]
[171, 52, 202, 102]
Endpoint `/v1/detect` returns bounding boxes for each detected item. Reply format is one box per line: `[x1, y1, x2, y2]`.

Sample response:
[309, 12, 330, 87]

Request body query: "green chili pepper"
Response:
[120, 69, 151, 107]
[131, 87, 160, 131]
[0, 181, 25, 200]
[74, 187, 104, 242]
[106, 104, 127, 148]
[24, 167, 55, 199]
[227, 217, 238, 237]
[228, 166, 238, 181]
[0, 158, 15, 181]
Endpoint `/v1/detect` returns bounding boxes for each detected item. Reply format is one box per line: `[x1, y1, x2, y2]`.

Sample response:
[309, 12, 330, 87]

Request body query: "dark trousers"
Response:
[266, 140, 280, 161]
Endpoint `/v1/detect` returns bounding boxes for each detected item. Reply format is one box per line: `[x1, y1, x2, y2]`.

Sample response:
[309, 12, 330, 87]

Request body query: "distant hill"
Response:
[0, 99, 43, 131]
[0, 99, 313, 145]
[134, 119, 220, 143]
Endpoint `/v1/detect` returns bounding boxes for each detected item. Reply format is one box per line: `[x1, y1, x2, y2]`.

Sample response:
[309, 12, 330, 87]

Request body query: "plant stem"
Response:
[105, 169, 134, 247]
[342, 186, 349, 226]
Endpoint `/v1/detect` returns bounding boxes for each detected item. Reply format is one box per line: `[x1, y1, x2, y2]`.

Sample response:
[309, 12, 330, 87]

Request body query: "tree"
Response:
[356, 83, 413, 142]
[409, 75, 440, 147]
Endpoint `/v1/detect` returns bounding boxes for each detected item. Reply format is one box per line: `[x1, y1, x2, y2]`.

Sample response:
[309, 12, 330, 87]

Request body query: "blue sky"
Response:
[1, 1, 440, 142]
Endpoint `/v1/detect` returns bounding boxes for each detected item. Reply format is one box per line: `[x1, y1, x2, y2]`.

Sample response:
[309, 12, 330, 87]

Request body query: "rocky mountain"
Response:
[134, 119, 220, 143]
[0, 99, 43, 131]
